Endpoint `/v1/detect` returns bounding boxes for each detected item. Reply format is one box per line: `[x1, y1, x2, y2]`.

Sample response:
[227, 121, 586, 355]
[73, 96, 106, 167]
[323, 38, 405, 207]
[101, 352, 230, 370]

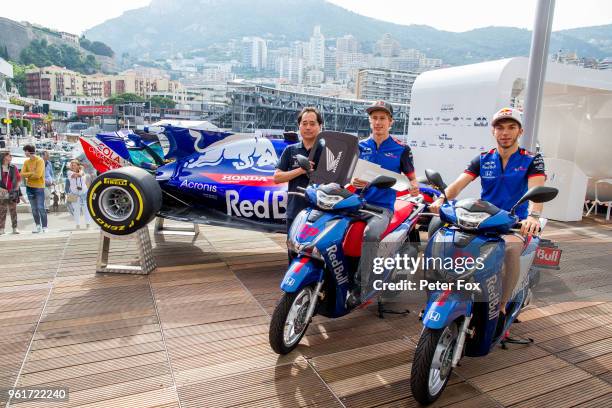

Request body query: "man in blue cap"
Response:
[348, 100, 420, 306]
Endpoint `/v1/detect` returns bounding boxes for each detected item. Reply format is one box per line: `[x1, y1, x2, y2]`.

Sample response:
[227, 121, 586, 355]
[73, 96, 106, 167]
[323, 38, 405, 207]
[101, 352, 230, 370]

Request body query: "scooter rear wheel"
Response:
[410, 324, 458, 405]
[269, 286, 314, 355]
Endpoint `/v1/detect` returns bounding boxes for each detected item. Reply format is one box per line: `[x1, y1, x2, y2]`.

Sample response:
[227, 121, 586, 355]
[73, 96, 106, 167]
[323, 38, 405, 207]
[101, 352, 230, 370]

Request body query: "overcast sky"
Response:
[2, 0, 611, 35]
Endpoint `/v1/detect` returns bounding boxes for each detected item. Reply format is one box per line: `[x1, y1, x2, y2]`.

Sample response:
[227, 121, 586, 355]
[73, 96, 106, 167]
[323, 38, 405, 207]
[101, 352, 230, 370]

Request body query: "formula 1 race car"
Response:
[83, 122, 319, 236]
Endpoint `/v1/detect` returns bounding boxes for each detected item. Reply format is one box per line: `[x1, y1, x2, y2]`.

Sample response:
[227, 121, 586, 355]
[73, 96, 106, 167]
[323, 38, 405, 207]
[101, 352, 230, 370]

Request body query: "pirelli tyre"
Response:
[87, 167, 162, 236]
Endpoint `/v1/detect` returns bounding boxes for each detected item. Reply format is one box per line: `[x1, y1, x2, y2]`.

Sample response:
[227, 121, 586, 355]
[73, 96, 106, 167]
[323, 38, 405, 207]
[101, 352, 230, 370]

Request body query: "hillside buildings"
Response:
[25, 66, 182, 102]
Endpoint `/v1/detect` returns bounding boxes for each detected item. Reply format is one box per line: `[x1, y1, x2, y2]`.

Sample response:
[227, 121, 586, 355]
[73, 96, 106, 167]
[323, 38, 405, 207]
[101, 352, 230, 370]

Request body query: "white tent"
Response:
[408, 57, 612, 221]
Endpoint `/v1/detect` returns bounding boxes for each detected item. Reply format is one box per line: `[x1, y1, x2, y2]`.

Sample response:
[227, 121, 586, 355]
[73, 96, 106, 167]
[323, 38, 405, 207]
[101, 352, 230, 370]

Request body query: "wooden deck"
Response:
[0, 218, 610, 407]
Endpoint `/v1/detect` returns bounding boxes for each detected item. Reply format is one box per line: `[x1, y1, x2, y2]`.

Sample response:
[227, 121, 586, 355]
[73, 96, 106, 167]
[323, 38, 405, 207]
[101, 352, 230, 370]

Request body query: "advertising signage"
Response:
[77, 105, 115, 116]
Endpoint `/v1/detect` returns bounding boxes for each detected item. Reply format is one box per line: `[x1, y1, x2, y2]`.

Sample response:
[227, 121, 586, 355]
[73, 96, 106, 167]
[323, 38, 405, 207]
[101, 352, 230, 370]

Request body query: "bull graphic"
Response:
[186, 135, 278, 171]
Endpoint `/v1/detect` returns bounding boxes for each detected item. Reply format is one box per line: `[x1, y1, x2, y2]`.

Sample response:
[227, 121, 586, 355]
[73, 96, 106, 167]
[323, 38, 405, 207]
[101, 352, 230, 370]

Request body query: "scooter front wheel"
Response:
[269, 286, 315, 354]
[410, 324, 458, 405]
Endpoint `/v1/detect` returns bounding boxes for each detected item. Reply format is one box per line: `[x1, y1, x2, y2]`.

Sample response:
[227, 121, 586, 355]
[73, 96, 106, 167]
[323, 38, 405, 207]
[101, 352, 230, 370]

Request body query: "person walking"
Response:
[20, 145, 47, 233]
[0, 151, 21, 234]
[66, 160, 91, 229]
[42, 151, 55, 213]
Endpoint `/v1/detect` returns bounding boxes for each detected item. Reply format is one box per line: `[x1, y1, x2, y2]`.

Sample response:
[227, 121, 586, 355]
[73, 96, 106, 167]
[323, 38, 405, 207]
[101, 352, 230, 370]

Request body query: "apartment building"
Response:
[355, 68, 417, 105]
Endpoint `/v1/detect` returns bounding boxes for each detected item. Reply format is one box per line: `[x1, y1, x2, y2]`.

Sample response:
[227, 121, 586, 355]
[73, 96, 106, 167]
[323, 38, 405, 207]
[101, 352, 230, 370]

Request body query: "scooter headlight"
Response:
[287, 234, 324, 261]
[288, 211, 309, 241]
[455, 208, 490, 230]
[316, 190, 343, 210]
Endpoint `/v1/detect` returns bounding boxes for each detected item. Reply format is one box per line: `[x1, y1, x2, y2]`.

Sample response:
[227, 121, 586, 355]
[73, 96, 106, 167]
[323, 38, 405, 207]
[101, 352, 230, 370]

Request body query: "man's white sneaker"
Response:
[32, 225, 42, 234]
[42, 227, 49, 233]
[12, 228, 20, 234]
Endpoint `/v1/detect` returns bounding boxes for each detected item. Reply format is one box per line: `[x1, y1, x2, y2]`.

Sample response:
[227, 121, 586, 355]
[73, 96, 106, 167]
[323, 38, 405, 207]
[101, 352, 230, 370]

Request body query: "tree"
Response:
[89, 41, 114, 57]
[149, 95, 176, 109]
[0, 44, 8, 60]
[9, 97, 27, 106]
[104, 93, 145, 105]
[79, 37, 114, 57]
[79, 37, 92, 50]
[19, 39, 100, 74]
[6, 62, 35, 96]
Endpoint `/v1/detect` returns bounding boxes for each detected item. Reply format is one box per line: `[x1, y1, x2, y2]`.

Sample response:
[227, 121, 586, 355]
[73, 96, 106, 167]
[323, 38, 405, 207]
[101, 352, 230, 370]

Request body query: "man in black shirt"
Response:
[274, 107, 322, 239]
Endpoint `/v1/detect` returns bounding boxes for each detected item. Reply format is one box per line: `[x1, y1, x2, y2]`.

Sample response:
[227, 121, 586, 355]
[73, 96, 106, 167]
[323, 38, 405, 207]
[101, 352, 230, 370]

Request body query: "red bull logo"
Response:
[225, 190, 286, 219]
[534, 247, 562, 268]
[186, 135, 278, 171]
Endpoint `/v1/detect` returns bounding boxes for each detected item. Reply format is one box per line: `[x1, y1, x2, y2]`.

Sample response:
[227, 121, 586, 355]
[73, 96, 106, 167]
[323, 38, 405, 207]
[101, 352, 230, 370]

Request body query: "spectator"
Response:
[20, 144, 47, 233]
[66, 160, 91, 229]
[42, 151, 55, 212]
[0, 150, 21, 234]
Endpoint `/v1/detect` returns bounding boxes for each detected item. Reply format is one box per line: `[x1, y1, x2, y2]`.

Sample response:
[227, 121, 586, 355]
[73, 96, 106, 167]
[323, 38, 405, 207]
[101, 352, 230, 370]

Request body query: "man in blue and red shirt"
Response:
[349, 100, 419, 305]
[430, 107, 547, 313]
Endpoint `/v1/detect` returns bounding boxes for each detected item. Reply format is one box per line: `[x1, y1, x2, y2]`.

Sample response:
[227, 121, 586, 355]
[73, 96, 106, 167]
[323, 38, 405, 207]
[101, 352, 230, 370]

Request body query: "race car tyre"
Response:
[87, 167, 162, 236]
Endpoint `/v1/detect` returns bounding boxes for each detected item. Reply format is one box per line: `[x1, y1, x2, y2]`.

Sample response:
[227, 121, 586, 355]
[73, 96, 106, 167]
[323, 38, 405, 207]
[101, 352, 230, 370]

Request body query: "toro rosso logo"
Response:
[185, 135, 278, 171]
[299, 225, 320, 240]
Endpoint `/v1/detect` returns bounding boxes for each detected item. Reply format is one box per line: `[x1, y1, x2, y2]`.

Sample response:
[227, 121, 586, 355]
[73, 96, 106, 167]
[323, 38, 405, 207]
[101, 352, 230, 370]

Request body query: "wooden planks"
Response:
[0, 219, 611, 407]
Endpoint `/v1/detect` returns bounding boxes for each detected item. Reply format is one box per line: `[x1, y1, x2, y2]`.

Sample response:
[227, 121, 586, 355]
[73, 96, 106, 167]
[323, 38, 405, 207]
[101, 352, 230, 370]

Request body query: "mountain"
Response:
[84, 0, 612, 64]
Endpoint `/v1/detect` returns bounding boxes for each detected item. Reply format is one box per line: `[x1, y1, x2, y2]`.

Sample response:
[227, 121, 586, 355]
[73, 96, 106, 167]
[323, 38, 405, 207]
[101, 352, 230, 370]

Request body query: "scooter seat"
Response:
[343, 221, 366, 257]
[343, 200, 416, 257]
[381, 200, 416, 239]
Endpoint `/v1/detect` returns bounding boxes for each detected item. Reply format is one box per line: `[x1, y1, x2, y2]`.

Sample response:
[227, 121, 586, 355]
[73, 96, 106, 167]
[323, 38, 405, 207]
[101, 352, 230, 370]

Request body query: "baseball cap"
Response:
[491, 107, 523, 127]
[366, 100, 393, 117]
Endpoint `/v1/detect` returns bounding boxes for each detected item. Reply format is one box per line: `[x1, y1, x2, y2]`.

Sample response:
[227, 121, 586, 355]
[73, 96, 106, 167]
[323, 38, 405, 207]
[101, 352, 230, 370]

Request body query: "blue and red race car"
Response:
[83, 123, 301, 235]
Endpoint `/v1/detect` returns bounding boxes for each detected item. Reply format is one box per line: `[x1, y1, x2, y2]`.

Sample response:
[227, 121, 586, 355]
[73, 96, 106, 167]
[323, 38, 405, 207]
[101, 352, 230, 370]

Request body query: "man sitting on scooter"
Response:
[348, 100, 420, 306]
[429, 107, 546, 315]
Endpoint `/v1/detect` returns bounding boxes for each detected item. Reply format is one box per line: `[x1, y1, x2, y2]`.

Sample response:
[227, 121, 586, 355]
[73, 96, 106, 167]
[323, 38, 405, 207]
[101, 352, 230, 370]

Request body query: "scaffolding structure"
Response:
[227, 84, 409, 136]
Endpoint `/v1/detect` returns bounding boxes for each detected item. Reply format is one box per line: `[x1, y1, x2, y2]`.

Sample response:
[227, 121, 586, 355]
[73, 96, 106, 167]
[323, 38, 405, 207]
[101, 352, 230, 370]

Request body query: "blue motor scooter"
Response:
[268, 157, 425, 354]
[410, 170, 558, 405]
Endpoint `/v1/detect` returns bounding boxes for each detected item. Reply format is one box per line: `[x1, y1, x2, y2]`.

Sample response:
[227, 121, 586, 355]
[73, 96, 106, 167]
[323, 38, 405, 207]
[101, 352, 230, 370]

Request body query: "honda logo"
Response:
[325, 147, 343, 173]
[427, 310, 441, 322]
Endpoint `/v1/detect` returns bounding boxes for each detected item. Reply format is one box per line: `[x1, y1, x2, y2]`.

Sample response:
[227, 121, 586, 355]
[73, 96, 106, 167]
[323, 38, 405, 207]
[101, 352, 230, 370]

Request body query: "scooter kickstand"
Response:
[377, 297, 410, 319]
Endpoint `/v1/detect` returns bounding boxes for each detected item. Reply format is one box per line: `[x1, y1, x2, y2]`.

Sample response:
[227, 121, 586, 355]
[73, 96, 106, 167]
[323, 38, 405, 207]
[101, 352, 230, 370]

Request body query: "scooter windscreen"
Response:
[424, 228, 505, 286]
[441, 198, 517, 233]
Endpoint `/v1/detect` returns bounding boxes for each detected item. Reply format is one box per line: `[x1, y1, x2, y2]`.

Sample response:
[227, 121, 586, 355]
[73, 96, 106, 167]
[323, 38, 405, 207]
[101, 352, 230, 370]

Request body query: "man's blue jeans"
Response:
[26, 187, 47, 228]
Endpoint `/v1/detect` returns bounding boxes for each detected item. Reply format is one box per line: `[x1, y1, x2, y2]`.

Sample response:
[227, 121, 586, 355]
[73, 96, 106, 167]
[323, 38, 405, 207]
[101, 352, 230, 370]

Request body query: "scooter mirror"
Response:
[510, 186, 559, 214]
[425, 169, 447, 191]
[369, 175, 396, 190]
[296, 154, 312, 173]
